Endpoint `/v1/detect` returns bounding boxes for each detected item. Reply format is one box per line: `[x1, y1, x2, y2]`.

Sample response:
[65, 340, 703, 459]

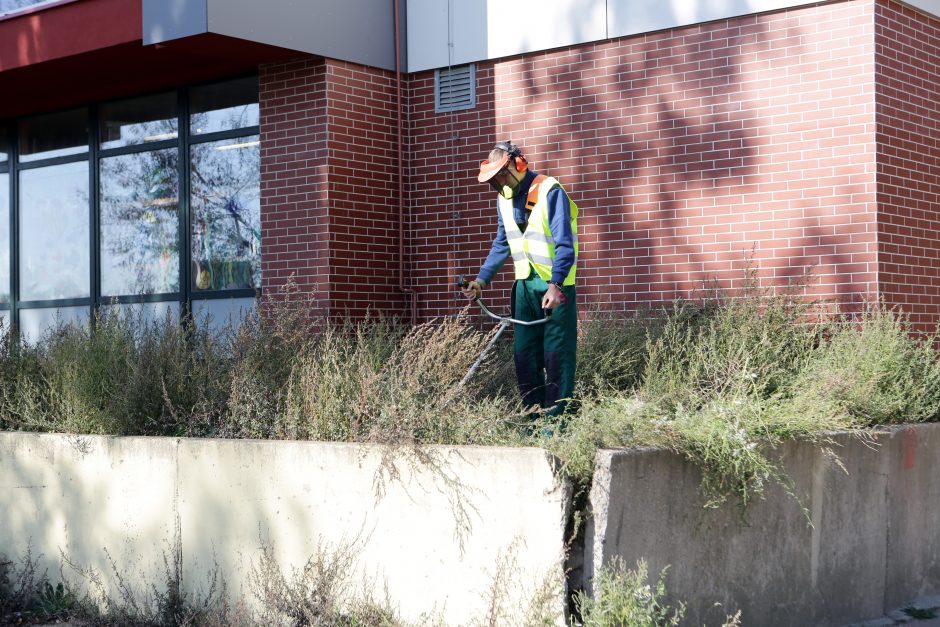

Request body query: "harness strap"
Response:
[525, 174, 548, 209]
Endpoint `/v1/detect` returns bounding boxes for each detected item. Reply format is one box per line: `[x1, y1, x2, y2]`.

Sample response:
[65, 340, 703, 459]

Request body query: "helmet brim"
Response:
[478, 155, 510, 183]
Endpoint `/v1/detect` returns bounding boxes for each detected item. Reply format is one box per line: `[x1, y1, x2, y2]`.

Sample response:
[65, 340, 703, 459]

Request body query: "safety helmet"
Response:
[477, 141, 528, 185]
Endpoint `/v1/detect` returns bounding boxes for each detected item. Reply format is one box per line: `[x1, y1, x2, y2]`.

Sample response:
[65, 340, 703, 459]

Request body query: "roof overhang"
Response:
[0, 0, 300, 120]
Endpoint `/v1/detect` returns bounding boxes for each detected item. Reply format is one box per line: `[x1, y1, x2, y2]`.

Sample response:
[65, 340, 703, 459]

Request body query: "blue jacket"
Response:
[476, 169, 576, 286]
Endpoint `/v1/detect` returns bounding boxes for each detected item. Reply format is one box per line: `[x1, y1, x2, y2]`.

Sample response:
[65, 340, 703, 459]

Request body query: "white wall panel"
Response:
[608, 0, 818, 39]
[407, 0, 606, 72]
[484, 0, 607, 61]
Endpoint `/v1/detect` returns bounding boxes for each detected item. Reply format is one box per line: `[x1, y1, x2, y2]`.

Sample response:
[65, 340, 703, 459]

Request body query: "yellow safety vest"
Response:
[497, 175, 578, 285]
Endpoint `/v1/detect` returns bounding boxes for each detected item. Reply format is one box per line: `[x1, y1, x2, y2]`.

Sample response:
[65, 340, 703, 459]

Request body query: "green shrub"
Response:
[780, 305, 940, 427]
[574, 558, 684, 627]
[574, 307, 653, 399]
[5, 272, 940, 514]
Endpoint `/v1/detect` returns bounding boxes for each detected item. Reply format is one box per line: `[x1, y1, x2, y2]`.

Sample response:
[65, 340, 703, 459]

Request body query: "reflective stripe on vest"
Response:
[497, 176, 578, 285]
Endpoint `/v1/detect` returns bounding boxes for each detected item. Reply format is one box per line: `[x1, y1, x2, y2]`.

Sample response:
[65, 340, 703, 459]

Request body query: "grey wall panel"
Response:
[407, 0, 451, 72]
[143, 0, 208, 46]
[206, 0, 397, 71]
[607, 0, 818, 40]
[450, 0, 487, 67]
[902, 0, 940, 18]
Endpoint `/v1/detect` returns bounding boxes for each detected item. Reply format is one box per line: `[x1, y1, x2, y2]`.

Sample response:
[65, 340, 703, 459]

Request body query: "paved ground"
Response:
[846, 595, 940, 627]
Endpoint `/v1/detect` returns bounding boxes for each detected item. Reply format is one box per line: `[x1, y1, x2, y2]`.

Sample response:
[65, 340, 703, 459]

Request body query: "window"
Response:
[190, 77, 260, 135]
[0, 172, 8, 304]
[19, 162, 90, 301]
[19, 108, 89, 162]
[0, 125, 8, 314]
[0, 126, 8, 163]
[100, 149, 180, 296]
[190, 136, 260, 291]
[0, 76, 261, 340]
[99, 91, 178, 150]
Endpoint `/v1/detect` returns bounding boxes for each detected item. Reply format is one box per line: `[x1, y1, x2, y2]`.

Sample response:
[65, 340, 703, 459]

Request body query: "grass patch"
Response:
[3, 273, 940, 512]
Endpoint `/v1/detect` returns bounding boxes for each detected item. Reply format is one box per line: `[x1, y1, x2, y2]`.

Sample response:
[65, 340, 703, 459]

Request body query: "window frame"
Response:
[0, 122, 10, 313]
[0, 75, 261, 332]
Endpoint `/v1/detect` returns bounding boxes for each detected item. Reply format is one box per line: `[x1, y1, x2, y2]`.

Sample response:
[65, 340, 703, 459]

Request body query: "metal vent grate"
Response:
[435, 64, 476, 113]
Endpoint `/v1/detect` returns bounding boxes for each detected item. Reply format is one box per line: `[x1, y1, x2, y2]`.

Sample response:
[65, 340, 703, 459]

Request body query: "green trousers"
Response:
[511, 274, 577, 418]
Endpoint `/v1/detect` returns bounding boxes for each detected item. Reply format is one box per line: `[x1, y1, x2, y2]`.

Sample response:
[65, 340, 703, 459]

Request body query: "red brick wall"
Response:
[408, 0, 879, 320]
[260, 57, 409, 318]
[260, 58, 331, 312]
[324, 59, 409, 318]
[875, 0, 940, 330]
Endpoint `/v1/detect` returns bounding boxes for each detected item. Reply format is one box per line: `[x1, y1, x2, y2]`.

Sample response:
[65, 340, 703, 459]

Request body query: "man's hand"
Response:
[462, 280, 483, 300]
[542, 283, 564, 309]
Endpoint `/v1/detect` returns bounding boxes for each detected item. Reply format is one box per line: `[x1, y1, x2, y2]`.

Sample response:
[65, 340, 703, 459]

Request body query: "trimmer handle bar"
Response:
[457, 274, 549, 326]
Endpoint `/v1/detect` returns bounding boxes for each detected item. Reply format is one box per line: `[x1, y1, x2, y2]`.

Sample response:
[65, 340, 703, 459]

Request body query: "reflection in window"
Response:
[100, 92, 178, 150]
[101, 301, 180, 327]
[19, 306, 90, 344]
[0, 173, 8, 303]
[190, 77, 259, 135]
[193, 297, 255, 333]
[19, 162, 90, 301]
[19, 108, 89, 163]
[100, 150, 180, 296]
[0, 126, 8, 163]
[190, 136, 260, 291]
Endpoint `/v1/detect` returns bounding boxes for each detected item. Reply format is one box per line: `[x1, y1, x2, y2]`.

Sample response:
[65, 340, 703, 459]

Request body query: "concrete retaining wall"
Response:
[586, 423, 940, 626]
[5, 424, 939, 626]
[0, 433, 570, 625]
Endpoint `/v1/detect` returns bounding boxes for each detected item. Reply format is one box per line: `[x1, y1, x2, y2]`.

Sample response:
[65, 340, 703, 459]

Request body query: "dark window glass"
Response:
[190, 77, 259, 136]
[19, 162, 90, 300]
[100, 92, 178, 150]
[0, 173, 8, 303]
[191, 135, 260, 291]
[19, 108, 89, 163]
[100, 149, 180, 296]
[0, 126, 8, 164]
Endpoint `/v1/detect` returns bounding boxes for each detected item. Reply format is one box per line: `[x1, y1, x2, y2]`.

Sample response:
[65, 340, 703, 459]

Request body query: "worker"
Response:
[462, 140, 579, 423]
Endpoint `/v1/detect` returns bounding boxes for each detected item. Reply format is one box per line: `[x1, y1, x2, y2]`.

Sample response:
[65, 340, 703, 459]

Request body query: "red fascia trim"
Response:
[0, 0, 141, 71]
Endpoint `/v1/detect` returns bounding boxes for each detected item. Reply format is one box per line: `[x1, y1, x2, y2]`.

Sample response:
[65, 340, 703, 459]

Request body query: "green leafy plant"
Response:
[574, 558, 684, 627]
[903, 605, 938, 619]
[35, 580, 74, 620]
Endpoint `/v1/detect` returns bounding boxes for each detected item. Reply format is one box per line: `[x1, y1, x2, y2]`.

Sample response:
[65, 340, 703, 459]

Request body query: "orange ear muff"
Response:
[513, 155, 528, 172]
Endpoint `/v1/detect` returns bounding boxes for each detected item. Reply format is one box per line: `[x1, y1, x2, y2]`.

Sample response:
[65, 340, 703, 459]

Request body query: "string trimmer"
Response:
[456, 274, 549, 388]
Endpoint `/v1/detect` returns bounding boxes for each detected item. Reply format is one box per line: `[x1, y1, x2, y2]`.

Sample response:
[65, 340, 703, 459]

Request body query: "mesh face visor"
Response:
[487, 167, 514, 193]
